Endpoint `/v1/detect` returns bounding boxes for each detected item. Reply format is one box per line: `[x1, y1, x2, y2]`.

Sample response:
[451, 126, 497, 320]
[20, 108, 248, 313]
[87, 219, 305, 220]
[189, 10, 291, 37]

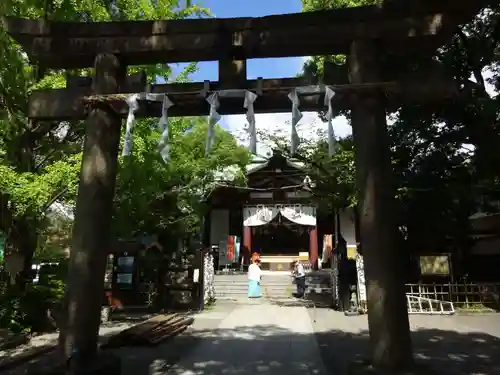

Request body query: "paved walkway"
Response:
[6, 301, 500, 375]
[123, 301, 328, 375]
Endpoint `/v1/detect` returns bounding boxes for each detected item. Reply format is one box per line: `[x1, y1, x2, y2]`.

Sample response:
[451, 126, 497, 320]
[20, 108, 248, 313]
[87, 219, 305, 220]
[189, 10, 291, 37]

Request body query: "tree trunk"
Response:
[60, 53, 124, 365]
[349, 40, 413, 371]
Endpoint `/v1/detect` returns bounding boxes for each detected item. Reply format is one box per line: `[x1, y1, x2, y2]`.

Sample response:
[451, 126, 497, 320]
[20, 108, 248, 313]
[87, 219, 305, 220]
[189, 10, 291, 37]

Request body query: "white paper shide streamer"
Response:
[288, 89, 303, 155]
[157, 95, 174, 162]
[324, 86, 337, 156]
[205, 92, 221, 156]
[244, 90, 258, 154]
[122, 94, 139, 156]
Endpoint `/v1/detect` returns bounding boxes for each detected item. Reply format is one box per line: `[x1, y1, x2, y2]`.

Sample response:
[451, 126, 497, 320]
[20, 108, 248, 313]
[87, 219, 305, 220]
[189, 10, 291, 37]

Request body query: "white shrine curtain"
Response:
[279, 205, 316, 226]
[243, 206, 280, 226]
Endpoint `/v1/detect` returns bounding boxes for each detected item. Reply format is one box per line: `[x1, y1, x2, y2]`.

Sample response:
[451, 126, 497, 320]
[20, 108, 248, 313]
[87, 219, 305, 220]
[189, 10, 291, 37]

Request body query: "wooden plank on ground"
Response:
[103, 313, 180, 348]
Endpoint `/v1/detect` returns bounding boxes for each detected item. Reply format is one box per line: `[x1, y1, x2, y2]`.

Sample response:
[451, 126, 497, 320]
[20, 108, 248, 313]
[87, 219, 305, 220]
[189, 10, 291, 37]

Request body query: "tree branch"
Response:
[42, 186, 70, 214]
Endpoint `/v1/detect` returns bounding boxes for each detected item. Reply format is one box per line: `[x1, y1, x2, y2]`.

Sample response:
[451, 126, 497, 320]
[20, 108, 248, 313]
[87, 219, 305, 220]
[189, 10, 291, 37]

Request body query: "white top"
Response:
[294, 262, 305, 277]
[248, 263, 262, 281]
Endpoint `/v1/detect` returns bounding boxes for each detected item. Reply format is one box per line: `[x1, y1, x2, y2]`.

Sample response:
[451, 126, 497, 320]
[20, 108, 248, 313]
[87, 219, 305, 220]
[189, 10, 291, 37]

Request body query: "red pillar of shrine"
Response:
[309, 226, 318, 268]
[243, 225, 251, 265]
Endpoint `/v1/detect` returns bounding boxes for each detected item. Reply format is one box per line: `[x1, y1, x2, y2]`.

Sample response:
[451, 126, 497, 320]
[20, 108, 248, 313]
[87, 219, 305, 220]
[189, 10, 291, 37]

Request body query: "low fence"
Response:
[405, 283, 500, 310]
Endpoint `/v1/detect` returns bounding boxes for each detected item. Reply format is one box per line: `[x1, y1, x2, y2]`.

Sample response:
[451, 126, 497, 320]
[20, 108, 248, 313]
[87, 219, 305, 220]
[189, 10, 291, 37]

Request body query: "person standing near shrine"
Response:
[247, 258, 262, 298]
[293, 260, 306, 298]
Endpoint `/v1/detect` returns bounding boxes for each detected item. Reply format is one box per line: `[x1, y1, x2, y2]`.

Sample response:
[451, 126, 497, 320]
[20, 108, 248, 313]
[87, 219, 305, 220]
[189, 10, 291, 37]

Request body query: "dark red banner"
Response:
[227, 235, 235, 261]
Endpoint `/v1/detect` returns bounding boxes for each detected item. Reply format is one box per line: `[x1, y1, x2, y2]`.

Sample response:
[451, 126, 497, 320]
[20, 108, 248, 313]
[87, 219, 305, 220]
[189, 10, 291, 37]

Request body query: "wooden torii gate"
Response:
[3, 1, 487, 371]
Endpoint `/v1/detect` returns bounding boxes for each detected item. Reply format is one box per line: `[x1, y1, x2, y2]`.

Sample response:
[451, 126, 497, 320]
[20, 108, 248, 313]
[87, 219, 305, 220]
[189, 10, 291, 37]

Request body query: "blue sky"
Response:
[170, 0, 352, 155]
[171, 0, 306, 83]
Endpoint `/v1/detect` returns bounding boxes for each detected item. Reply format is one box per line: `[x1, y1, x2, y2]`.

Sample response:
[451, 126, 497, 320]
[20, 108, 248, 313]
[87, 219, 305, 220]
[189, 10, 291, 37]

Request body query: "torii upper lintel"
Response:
[3, 1, 484, 69]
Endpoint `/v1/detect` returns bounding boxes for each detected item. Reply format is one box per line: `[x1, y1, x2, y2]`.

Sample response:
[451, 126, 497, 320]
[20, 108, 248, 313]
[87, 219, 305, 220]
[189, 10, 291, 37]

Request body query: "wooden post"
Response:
[61, 53, 125, 362]
[201, 210, 211, 248]
[218, 28, 247, 89]
[349, 40, 413, 371]
[219, 59, 247, 88]
[243, 225, 252, 264]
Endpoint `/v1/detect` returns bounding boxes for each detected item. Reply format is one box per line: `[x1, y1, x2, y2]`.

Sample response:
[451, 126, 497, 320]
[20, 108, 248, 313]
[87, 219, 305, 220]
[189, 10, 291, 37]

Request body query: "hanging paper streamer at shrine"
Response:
[205, 92, 221, 156]
[157, 94, 174, 162]
[234, 236, 241, 262]
[136, 93, 175, 162]
[288, 89, 303, 155]
[324, 86, 337, 156]
[244, 90, 258, 154]
[122, 94, 139, 156]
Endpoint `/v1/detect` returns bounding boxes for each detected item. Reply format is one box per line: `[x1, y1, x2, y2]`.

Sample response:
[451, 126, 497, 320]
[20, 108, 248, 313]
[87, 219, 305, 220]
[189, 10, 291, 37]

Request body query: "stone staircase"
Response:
[214, 270, 335, 307]
[262, 274, 294, 299]
[214, 273, 248, 301]
[214, 272, 294, 301]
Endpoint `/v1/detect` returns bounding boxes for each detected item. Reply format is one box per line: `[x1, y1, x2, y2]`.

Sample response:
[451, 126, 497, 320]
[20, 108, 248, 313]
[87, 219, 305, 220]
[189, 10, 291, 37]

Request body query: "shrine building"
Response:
[206, 150, 357, 271]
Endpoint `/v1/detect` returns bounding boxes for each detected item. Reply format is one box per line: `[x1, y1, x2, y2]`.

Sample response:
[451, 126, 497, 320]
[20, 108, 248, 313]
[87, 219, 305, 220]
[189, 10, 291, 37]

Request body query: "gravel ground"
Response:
[308, 308, 500, 375]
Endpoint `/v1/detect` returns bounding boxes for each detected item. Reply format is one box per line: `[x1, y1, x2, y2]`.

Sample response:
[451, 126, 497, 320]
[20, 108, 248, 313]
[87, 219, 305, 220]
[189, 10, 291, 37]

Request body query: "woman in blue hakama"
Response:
[248, 259, 262, 298]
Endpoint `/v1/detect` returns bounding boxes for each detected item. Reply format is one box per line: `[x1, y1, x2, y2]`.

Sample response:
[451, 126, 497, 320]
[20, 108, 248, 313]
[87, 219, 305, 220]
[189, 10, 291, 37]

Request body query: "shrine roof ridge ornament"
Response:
[3, 1, 486, 69]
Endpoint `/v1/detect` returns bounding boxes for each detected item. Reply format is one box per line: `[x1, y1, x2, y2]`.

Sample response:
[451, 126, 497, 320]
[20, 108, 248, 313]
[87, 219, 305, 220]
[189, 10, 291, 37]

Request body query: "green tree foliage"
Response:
[258, 129, 356, 213]
[0, 0, 251, 333]
[0, 0, 213, 265]
[300, 0, 380, 76]
[113, 118, 250, 239]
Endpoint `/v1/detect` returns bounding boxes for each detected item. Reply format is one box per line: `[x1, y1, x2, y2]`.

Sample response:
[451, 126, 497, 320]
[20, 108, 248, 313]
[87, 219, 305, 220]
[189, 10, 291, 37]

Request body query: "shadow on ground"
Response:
[315, 325, 500, 375]
[110, 322, 500, 375]
[6, 302, 500, 375]
[3, 323, 133, 375]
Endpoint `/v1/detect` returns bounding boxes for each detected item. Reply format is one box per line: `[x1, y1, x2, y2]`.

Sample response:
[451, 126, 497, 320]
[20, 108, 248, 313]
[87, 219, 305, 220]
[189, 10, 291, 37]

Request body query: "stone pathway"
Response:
[119, 301, 327, 375]
[6, 300, 500, 375]
[167, 302, 327, 375]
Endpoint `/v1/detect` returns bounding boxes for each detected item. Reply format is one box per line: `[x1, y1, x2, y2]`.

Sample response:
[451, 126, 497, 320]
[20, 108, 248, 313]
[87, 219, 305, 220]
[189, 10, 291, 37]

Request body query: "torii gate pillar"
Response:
[349, 40, 413, 371]
[61, 53, 124, 362]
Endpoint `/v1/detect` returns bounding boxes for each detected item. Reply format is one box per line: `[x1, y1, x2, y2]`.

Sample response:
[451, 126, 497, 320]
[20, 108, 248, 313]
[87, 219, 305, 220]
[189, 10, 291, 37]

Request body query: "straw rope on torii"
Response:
[76, 78, 460, 159]
[25, 59, 464, 161]
[113, 85, 322, 159]
[26, 59, 474, 123]
[79, 81, 429, 104]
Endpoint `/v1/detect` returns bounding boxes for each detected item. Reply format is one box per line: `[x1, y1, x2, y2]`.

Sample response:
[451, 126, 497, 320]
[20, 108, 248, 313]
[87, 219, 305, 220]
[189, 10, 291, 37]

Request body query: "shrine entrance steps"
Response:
[214, 272, 294, 302]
